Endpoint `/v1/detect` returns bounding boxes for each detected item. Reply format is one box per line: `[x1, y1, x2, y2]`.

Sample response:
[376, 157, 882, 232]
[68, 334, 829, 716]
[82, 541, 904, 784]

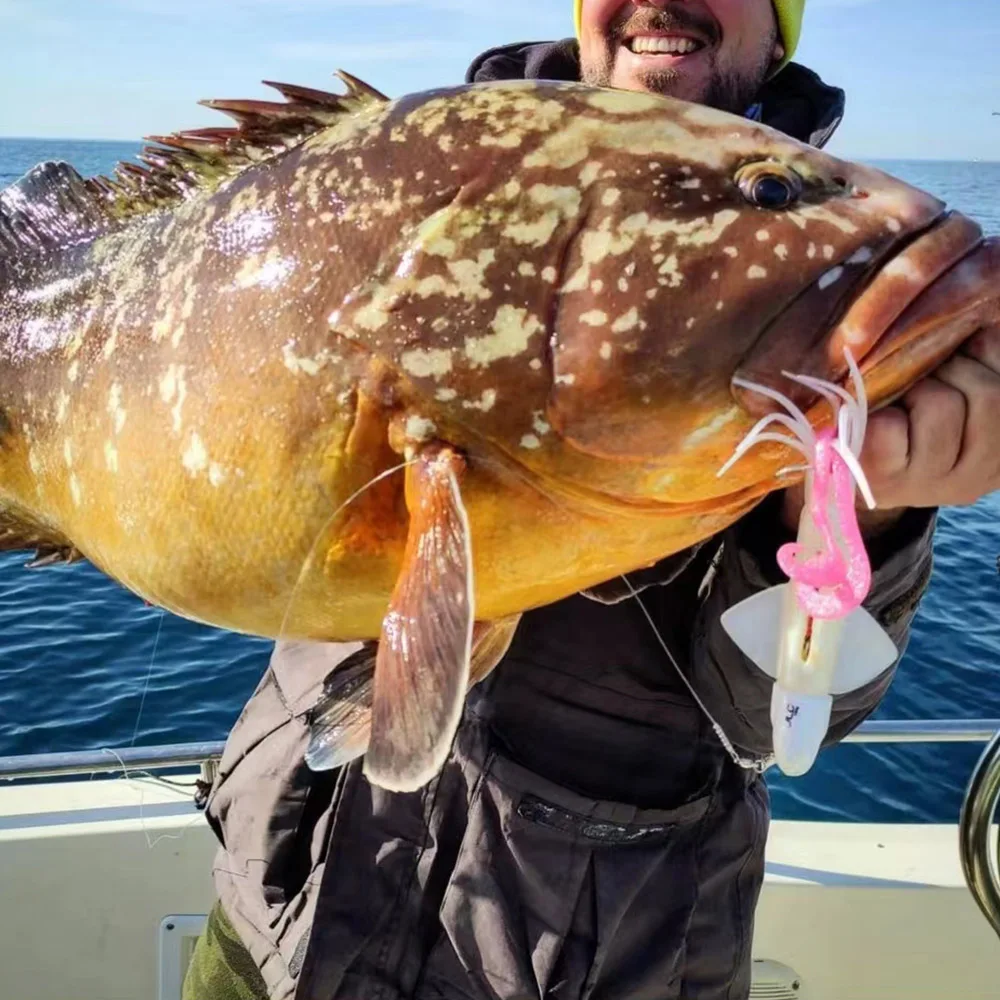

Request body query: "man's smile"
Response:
[620, 30, 710, 70]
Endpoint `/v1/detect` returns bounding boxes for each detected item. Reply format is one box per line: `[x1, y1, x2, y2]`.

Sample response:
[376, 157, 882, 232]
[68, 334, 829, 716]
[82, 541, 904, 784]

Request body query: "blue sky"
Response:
[0, 0, 997, 160]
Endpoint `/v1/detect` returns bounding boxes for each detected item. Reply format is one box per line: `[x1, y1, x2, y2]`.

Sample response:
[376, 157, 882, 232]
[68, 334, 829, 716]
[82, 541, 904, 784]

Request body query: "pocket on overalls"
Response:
[418, 736, 714, 1000]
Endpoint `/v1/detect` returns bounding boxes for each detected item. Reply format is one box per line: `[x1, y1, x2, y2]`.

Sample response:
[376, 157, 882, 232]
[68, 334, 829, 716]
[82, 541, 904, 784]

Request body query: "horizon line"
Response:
[0, 135, 997, 167]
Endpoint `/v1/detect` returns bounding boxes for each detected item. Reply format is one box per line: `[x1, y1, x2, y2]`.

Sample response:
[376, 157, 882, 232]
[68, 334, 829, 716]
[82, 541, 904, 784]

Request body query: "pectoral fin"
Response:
[304, 642, 379, 772]
[305, 615, 521, 773]
[364, 444, 474, 792]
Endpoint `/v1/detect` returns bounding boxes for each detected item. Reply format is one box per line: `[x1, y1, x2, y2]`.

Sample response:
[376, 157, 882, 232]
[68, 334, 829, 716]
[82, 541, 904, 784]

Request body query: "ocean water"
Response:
[1, 138, 998, 824]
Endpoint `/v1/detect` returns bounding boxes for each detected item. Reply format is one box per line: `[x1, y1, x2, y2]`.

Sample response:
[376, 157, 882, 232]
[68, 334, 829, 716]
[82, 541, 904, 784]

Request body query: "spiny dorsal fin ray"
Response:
[0, 69, 388, 257]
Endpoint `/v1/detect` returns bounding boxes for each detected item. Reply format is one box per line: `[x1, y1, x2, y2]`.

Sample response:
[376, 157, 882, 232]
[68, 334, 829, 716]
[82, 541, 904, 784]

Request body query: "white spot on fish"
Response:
[435, 388, 458, 402]
[586, 89, 662, 114]
[462, 389, 497, 412]
[612, 308, 639, 334]
[182, 432, 208, 475]
[55, 391, 70, 425]
[405, 415, 436, 442]
[774, 244, 789, 261]
[67, 361, 79, 383]
[69, 474, 82, 507]
[464, 305, 542, 368]
[602, 188, 621, 206]
[530, 358, 543, 371]
[886, 218, 902, 233]
[104, 441, 118, 473]
[579, 162, 601, 187]
[555, 373, 576, 385]
[756, 230, 770, 242]
[159, 365, 180, 404]
[823, 245, 835, 260]
[684, 406, 740, 450]
[234, 249, 296, 291]
[107, 383, 126, 434]
[711, 271, 719, 281]
[807, 243, 817, 259]
[724, 246, 739, 258]
[847, 246, 874, 265]
[171, 368, 188, 434]
[209, 463, 227, 487]
[686, 318, 696, 330]
[599, 342, 612, 360]
[679, 178, 701, 190]
[818, 266, 844, 291]
[542, 266, 557, 284]
[401, 347, 453, 379]
[658, 254, 683, 287]
[883, 256, 923, 281]
[532, 412, 551, 435]
[518, 262, 537, 277]
[581, 310, 608, 327]
[520, 434, 541, 450]
[747, 266, 768, 280]
[63, 438, 73, 468]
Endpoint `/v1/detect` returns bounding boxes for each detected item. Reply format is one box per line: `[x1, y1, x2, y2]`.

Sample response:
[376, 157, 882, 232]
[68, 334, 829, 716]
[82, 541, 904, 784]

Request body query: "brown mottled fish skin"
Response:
[1, 77, 998, 780]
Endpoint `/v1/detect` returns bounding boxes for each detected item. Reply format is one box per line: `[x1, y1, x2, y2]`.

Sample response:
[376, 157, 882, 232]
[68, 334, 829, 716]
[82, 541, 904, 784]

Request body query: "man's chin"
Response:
[609, 64, 709, 103]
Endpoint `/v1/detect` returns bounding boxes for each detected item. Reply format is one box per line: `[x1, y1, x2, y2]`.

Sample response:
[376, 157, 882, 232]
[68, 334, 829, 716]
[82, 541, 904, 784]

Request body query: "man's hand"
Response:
[781, 326, 1000, 535]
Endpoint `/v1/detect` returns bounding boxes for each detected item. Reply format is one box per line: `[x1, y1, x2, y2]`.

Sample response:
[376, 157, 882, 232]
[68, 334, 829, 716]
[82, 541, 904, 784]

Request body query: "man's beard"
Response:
[580, 5, 778, 115]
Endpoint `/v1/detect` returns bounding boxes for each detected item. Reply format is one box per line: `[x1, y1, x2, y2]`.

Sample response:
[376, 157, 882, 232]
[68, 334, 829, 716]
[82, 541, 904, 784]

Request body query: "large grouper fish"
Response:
[1, 72, 998, 791]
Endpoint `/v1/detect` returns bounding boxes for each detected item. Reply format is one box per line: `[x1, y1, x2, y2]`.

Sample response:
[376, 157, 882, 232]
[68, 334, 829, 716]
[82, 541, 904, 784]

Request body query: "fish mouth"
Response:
[733, 210, 987, 419]
[858, 234, 1000, 405]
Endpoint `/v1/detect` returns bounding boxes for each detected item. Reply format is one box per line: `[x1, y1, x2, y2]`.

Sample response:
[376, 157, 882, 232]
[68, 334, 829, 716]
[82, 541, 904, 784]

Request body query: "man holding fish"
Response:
[170, 1, 998, 997]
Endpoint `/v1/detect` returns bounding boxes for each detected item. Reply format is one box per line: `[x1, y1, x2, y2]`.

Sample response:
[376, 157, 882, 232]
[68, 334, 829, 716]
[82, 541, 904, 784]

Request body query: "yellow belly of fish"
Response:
[72, 457, 752, 642]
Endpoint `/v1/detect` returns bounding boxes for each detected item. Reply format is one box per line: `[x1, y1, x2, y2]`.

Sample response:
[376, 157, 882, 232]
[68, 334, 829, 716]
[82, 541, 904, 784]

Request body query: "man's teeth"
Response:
[629, 36, 701, 55]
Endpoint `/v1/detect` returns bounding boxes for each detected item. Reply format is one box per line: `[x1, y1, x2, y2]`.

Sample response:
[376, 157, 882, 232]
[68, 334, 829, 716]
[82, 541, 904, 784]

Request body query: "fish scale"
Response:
[0, 71, 997, 792]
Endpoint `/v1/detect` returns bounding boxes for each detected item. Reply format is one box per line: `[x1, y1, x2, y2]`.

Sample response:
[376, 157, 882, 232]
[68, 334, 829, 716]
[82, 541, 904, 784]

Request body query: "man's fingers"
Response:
[861, 405, 909, 480]
[901, 375, 966, 479]
[960, 325, 1000, 371]
[934, 351, 1000, 501]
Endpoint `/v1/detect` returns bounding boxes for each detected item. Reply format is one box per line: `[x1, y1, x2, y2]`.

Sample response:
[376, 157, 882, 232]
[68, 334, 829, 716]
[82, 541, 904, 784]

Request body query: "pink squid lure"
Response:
[718, 347, 878, 622]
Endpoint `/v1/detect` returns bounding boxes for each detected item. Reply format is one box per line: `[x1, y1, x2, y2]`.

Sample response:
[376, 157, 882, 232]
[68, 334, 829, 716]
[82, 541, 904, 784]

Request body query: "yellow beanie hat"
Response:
[573, 1, 805, 72]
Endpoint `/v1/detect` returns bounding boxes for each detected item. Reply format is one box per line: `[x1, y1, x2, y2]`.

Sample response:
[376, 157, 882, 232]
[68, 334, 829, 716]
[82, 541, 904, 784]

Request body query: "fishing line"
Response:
[129, 606, 165, 749]
[620, 572, 775, 774]
[100, 746, 208, 851]
[277, 459, 419, 641]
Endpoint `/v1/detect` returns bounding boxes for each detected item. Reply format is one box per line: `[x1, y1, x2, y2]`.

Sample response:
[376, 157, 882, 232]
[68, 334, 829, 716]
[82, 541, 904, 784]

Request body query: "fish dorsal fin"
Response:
[0, 70, 389, 256]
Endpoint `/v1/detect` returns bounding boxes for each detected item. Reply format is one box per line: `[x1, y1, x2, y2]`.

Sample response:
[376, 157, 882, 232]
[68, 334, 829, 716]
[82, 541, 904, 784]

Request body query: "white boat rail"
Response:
[0, 717, 998, 942]
[0, 740, 225, 781]
[0, 717, 996, 782]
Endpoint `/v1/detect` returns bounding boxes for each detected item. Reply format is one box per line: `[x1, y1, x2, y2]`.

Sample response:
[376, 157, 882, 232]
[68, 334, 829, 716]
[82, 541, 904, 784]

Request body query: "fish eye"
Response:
[735, 162, 802, 210]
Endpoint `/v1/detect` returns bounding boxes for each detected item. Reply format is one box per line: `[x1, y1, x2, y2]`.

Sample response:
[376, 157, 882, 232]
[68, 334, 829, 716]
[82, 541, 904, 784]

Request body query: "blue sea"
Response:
[1, 138, 998, 823]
